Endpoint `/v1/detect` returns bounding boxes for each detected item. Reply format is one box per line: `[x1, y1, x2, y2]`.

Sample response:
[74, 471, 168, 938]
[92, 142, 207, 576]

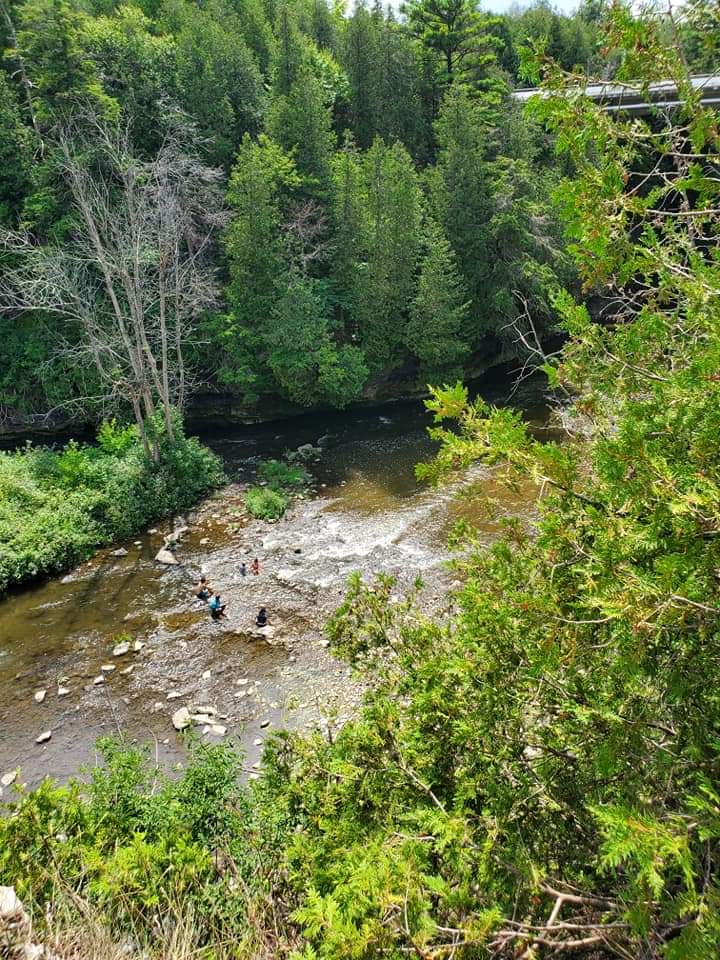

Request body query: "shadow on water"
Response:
[0, 371, 554, 789]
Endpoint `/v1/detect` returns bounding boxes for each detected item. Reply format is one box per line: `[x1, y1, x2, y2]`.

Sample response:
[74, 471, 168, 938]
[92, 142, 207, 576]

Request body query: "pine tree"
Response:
[268, 66, 335, 198]
[406, 217, 470, 383]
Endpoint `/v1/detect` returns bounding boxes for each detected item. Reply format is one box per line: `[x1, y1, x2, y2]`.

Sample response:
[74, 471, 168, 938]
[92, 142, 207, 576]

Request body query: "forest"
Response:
[2, 0, 720, 957]
[0, 0, 711, 427]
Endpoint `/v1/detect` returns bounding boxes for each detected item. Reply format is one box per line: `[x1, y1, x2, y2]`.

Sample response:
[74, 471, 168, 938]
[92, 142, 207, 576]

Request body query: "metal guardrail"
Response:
[512, 73, 720, 115]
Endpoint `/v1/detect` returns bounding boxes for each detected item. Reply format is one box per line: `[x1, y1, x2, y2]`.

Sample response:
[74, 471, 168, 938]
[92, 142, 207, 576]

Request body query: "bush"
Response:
[244, 485, 289, 520]
[244, 457, 310, 520]
[257, 458, 310, 490]
[0, 420, 225, 593]
[0, 738, 287, 956]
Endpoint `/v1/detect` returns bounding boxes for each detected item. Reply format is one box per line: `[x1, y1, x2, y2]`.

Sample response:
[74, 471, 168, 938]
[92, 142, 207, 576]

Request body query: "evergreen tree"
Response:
[355, 138, 422, 370]
[402, 0, 498, 88]
[84, 4, 177, 152]
[268, 66, 335, 198]
[175, 3, 265, 167]
[406, 217, 470, 383]
[271, 0, 305, 95]
[0, 71, 31, 223]
[14, 0, 112, 124]
[221, 134, 300, 400]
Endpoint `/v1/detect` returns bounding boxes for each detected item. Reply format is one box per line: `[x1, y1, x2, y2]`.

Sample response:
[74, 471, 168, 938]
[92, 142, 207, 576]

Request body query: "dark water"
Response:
[0, 376, 550, 793]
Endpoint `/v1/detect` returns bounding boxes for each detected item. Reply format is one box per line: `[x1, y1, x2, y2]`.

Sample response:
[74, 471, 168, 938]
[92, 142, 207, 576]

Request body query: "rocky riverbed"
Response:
[0, 387, 548, 793]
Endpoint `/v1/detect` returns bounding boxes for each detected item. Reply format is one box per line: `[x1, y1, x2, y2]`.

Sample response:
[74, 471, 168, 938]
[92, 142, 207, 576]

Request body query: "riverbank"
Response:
[0, 421, 224, 594]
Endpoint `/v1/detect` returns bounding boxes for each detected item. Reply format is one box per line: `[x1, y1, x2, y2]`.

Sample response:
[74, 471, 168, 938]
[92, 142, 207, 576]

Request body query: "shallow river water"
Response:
[0, 378, 549, 791]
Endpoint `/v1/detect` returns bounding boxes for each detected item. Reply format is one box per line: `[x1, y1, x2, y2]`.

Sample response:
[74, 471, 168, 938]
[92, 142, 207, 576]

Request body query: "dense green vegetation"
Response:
[0, 0, 618, 422]
[3, 1, 720, 958]
[244, 457, 311, 519]
[0, 419, 224, 592]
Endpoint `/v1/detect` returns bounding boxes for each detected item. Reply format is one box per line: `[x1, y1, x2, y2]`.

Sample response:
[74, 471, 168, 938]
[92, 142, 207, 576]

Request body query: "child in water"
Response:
[251, 558, 260, 575]
[256, 607, 268, 628]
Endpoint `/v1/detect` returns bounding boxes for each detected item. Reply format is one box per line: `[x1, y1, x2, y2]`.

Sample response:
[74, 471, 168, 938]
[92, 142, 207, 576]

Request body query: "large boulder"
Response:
[172, 707, 191, 731]
[164, 526, 189, 546]
[155, 547, 179, 565]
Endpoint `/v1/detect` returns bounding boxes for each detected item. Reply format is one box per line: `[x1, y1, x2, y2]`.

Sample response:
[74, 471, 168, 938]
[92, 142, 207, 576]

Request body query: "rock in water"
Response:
[33, 689, 46, 703]
[57, 686, 70, 697]
[100, 664, 115, 673]
[155, 547, 178, 565]
[112, 640, 130, 657]
[35, 730, 51, 744]
[132, 640, 145, 652]
[210, 724, 227, 736]
[1, 770, 17, 788]
[172, 707, 191, 731]
[166, 690, 181, 700]
[111, 547, 128, 557]
[164, 526, 189, 546]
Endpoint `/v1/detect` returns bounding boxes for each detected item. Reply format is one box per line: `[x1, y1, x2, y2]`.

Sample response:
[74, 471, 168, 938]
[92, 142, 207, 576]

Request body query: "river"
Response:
[0, 376, 549, 792]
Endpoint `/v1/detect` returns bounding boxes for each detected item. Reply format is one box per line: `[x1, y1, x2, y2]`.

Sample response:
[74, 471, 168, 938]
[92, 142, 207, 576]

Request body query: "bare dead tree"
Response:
[0, 106, 226, 459]
[282, 199, 330, 277]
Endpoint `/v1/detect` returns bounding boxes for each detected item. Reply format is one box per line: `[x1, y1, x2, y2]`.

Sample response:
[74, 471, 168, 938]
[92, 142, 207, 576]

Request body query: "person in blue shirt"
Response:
[209, 592, 227, 620]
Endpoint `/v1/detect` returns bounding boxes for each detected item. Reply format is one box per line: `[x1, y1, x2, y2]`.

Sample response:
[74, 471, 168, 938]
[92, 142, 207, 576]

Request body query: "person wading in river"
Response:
[195, 576, 211, 601]
[251, 558, 260, 576]
[256, 607, 268, 628]
[209, 592, 227, 620]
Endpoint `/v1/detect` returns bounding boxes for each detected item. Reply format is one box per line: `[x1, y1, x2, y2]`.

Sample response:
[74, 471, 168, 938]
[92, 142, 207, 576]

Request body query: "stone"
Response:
[148, 527, 158, 534]
[150, 702, 164, 714]
[33, 689, 46, 703]
[236, 678, 249, 685]
[194, 704, 218, 715]
[166, 690, 181, 700]
[134, 540, 142, 546]
[201, 669, 211, 680]
[293, 547, 302, 554]
[191, 714, 215, 725]
[155, 547, 178, 565]
[113, 641, 130, 656]
[1, 770, 17, 788]
[100, 664, 115, 673]
[111, 547, 128, 557]
[253, 738, 263, 747]
[120, 666, 133, 676]
[172, 707, 192, 731]
[57, 686, 70, 697]
[320, 639, 330, 648]
[35, 730, 52, 744]
[210, 724, 227, 736]
[199, 537, 210, 545]
[132, 640, 145, 652]
[260, 720, 271, 729]
[93, 675, 104, 685]
[164, 526, 189, 546]
[249, 773, 259, 780]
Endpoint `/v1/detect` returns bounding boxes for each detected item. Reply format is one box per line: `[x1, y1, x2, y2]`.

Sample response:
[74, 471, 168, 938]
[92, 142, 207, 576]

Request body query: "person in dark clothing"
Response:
[195, 576, 210, 601]
[239, 562, 247, 577]
[255, 607, 268, 628]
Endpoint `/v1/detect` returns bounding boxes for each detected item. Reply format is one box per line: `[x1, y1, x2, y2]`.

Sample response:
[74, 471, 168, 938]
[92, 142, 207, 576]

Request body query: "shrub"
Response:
[257, 458, 310, 490]
[0, 420, 225, 593]
[244, 485, 288, 520]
